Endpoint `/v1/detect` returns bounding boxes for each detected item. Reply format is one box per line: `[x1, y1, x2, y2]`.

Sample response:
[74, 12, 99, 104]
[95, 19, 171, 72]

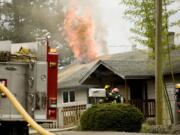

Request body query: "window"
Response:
[63, 92, 68, 103]
[70, 91, 75, 102]
[63, 91, 75, 103]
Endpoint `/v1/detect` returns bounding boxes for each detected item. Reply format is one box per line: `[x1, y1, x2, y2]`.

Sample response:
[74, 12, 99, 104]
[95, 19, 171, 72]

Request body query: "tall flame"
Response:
[64, 7, 98, 63]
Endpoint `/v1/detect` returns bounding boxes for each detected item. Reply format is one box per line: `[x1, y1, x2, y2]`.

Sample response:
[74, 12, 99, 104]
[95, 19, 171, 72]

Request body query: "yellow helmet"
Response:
[105, 85, 110, 89]
[175, 83, 180, 89]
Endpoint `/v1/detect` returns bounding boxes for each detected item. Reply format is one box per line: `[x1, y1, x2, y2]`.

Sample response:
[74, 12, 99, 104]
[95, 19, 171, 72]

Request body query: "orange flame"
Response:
[64, 7, 98, 63]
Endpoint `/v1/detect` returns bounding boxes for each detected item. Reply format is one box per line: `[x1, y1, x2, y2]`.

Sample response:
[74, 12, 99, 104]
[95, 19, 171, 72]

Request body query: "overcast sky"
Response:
[2, 0, 179, 55]
[99, 0, 180, 54]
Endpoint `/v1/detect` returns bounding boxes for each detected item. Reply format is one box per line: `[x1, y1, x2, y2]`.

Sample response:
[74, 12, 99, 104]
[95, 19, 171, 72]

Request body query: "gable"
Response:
[80, 61, 125, 84]
[81, 63, 125, 86]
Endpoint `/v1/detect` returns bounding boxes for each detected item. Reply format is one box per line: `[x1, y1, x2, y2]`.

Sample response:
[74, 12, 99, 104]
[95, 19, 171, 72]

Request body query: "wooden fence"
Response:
[61, 104, 87, 127]
[41, 100, 155, 128]
[40, 104, 87, 129]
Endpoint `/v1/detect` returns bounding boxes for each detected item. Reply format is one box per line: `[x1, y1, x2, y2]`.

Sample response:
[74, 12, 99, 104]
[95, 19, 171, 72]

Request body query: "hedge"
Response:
[80, 103, 144, 132]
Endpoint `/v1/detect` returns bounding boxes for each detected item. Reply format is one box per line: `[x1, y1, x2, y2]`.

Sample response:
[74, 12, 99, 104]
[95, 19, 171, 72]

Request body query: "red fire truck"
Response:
[0, 39, 58, 135]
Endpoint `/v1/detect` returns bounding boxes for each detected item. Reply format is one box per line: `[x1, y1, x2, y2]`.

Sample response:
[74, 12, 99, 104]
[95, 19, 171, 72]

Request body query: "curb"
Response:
[29, 126, 77, 134]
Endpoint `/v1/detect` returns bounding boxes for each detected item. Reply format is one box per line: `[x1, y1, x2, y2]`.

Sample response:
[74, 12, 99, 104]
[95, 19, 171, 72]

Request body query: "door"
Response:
[129, 80, 144, 112]
[129, 80, 143, 100]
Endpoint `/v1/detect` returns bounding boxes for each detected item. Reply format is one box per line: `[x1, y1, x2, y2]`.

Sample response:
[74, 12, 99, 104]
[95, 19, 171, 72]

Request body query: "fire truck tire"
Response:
[0, 121, 29, 135]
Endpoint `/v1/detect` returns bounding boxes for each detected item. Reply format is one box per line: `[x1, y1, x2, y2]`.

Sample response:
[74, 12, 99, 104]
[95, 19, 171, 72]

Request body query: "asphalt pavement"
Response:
[54, 131, 174, 135]
[31, 131, 174, 135]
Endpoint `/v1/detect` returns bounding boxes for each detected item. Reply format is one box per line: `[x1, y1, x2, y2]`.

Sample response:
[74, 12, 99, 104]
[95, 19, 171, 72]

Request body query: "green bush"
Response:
[146, 118, 156, 125]
[140, 123, 151, 133]
[80, 103, 144, 132]
[147, 125, 171, 134]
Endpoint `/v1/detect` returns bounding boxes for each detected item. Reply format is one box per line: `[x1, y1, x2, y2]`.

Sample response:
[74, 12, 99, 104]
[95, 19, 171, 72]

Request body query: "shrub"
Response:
[80, 103, 144, 132]
[140, 123, 151, 133]
[141, 124, 173, 134]
[148, 125, 171, 134]
[146, 118, 156, 125]
[170, 124, 180, 134]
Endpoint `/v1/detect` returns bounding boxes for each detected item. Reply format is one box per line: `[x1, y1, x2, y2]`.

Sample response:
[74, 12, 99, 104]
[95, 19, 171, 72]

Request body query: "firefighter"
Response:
[111, 88, 124, 103]
[104, 84, 110, 93]
[104, 85, 113, 102]
[104, 85, 124, 103]
[175, 83, 180, 112]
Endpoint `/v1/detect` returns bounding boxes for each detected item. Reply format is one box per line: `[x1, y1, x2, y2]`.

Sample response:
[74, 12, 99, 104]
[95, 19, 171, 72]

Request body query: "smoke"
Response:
[1, 0, 108, 57]
[63, 0, 108, 63]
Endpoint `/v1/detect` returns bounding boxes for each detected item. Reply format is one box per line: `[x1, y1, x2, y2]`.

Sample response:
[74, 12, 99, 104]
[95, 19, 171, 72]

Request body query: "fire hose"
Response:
[0, 83, 55, 135]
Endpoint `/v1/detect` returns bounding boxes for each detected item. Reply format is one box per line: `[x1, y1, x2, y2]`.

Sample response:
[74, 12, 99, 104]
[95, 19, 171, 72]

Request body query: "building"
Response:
[58, 49, 180, 126]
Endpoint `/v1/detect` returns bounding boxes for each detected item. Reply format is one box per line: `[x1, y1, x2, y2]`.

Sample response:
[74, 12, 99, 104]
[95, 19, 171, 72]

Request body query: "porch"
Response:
[42, 99, 155, 128]
[55, 99, 155, 128]
[59, 99, 155, 127]
[128, 99, 155, 118]
[80, 62, 155, 118]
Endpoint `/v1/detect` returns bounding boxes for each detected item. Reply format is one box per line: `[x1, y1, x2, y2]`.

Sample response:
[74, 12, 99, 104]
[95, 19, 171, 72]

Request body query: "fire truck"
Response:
[0, 39, 58, 135]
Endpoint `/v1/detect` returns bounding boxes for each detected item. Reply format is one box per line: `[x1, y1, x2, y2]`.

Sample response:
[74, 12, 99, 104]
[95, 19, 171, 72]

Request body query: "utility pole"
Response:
[155, 0, 163, 125]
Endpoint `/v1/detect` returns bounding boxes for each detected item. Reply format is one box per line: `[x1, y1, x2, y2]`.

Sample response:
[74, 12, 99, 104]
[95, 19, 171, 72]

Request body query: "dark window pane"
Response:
[70, 91, 75, 102]
[63, 92, 68, 103]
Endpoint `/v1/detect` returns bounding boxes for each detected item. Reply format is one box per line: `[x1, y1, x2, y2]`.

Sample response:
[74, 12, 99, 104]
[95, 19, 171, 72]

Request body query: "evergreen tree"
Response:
[0, 0, 73, 65]
[0, 0, 65, 43]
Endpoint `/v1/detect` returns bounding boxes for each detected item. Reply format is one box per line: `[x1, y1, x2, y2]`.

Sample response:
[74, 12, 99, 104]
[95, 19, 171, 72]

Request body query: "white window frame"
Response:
[62, 90, 76, 103]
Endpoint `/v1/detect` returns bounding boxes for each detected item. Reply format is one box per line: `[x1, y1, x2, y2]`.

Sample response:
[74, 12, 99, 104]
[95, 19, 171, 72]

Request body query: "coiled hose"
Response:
[0, 83, 55, 135]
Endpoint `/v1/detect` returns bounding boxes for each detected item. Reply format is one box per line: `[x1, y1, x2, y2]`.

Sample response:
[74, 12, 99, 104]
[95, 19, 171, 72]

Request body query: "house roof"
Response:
[58, 50, 148, 89]
[164, 49, 180, 74]
[58, 61, 98, 89]
[103, 60, 154, 77]
[100, 50, 148, 61]
[58, 49, 180, 89]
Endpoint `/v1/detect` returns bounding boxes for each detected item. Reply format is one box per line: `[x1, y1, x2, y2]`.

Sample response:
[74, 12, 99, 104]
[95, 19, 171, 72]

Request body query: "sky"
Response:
[99, 0, 180, 54]
[1, 0, 180, 55]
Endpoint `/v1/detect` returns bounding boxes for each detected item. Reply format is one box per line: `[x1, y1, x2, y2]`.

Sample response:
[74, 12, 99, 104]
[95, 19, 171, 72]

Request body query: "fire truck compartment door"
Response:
[34, 62, 47, 120]
[0, 64, 26, 120]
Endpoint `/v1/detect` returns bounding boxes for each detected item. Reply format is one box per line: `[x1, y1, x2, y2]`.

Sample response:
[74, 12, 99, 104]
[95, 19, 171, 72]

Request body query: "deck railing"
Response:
[128, 99, 155, 118]
[45, 100, 155, 128]
[40, 104, 87, 129]
[62, 104, 86, 127]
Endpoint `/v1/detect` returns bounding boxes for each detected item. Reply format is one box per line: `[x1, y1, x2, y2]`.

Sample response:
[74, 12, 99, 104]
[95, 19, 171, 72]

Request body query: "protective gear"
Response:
[112, 88, 119, 93]
[175, 84, 180, 89]
[175, 84, 180, 112]
[104, 85, 110, 89]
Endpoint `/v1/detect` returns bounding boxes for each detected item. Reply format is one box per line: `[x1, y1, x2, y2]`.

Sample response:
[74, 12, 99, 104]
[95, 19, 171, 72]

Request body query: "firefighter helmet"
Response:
[104, 85, 110, 89]
[112, 88, 119, 93]
[176, 84, 180, 89]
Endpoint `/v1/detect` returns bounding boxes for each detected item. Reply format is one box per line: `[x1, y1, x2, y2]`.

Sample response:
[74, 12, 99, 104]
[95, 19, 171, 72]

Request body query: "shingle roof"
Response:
[58, 61, 97, 89]
[103, 60, 154, 77]
[58, 49, 180, 89]
[101, 50, 148, 61]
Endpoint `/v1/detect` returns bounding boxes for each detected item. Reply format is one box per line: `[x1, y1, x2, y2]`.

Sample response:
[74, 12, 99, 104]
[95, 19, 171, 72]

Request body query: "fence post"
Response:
[57, 107, 64, 128]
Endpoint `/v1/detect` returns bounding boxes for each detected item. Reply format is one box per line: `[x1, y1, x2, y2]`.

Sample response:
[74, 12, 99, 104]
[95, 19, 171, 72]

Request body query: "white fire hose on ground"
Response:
[0, 83, 55, 135]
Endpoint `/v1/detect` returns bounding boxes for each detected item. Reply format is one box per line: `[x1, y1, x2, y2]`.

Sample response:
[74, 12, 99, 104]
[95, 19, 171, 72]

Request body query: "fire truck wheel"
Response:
[0, 121, 29, 135]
